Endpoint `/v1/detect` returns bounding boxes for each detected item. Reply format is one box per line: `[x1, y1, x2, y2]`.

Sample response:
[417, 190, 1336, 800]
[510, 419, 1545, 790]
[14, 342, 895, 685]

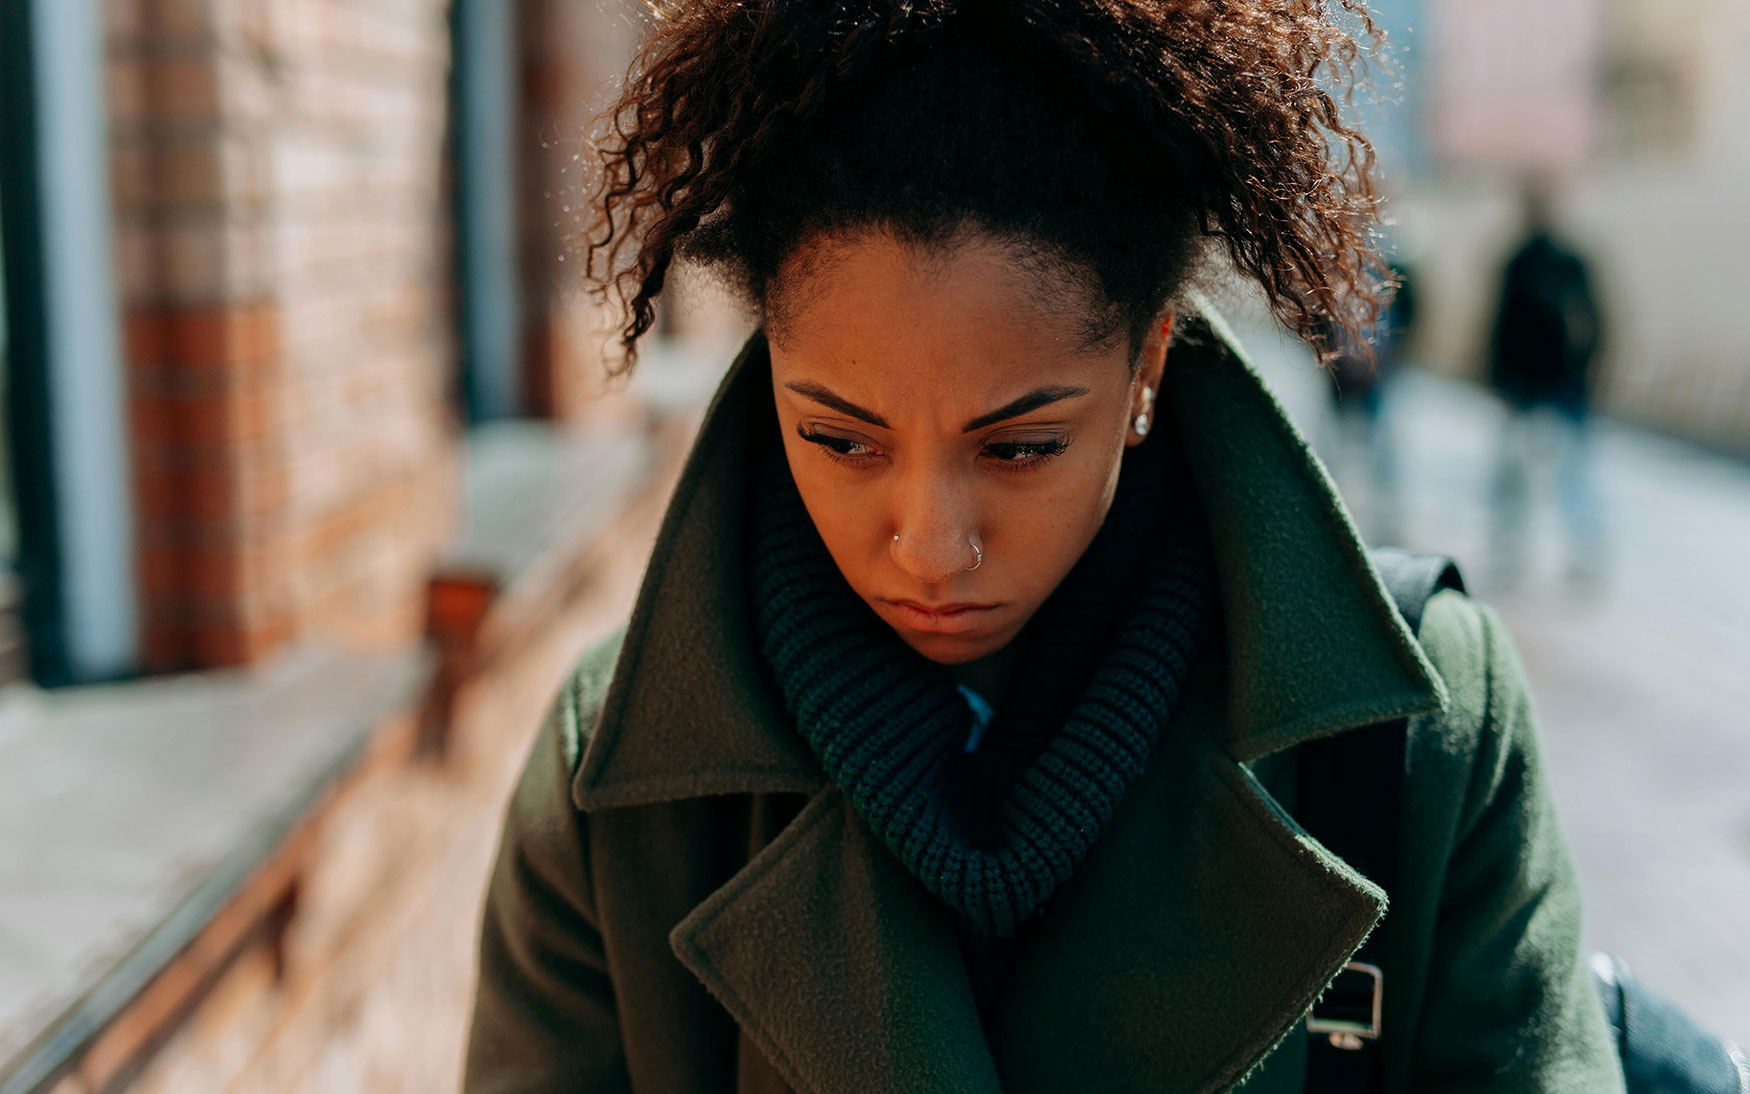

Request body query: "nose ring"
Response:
[889, 534, 985, 572]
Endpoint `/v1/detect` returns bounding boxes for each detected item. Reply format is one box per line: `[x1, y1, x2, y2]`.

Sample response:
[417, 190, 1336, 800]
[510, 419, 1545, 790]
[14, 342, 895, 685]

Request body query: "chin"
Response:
[893, 626, 1015, 666]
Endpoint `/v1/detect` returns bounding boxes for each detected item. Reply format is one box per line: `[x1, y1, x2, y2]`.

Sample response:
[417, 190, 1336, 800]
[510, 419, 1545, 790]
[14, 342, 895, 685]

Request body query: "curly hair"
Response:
[584, 0, 1387, 370]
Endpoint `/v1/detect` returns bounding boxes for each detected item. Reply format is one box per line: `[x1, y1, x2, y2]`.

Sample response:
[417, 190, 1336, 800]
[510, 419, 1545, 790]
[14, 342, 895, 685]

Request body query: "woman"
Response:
[465, 2, 1621, 1091]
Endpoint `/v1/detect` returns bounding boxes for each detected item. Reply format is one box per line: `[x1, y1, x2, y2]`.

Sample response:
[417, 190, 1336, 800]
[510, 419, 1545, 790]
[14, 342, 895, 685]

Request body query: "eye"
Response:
[981, 437, 1071, 468]
[797, 425, 883, 463]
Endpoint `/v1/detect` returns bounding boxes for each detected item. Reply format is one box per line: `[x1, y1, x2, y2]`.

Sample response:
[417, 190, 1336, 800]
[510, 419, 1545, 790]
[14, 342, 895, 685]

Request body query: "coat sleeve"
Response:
[1409, 598, 1624, 1093]
[463, 686, 632, 1094]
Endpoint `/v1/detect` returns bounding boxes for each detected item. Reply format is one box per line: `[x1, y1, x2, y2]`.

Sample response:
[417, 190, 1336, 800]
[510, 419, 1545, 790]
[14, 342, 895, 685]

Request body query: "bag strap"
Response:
[1299, 548, 1464, 1093]
[1595, 953, 1750, 1093]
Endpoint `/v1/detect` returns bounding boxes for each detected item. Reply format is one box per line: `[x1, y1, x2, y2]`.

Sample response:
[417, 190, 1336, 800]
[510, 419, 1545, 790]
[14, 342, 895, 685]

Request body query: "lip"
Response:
[880, 599, 1001, 635]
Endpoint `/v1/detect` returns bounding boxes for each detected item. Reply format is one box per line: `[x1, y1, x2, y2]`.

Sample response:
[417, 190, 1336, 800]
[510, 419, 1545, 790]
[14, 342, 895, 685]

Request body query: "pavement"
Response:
[1231, 313, 1750, 1044]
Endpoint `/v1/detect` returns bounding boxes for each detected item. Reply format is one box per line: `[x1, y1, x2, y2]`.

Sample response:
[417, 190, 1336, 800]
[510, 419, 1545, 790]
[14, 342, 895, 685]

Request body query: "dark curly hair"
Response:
[584, 0, 1387, 370]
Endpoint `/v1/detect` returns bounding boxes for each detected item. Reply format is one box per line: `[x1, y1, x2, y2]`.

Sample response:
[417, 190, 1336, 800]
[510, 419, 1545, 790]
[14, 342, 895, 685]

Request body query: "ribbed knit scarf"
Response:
[748, 435, 1215, 938]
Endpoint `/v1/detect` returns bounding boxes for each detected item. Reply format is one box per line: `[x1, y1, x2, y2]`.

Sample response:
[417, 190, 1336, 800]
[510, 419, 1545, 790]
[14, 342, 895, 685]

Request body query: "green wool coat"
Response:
[464, 312, 1624, 1093]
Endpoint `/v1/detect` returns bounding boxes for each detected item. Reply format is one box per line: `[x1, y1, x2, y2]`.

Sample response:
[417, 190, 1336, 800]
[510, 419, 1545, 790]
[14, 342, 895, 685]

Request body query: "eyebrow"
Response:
[783, 381, 1092, 433]
[784, 382, 890, 428]
[960, 385, 1090, 432]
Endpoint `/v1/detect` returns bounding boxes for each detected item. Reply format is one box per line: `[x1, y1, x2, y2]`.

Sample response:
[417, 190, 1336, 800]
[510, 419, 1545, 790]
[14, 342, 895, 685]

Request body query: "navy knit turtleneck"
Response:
[748, 432, 1214, 940]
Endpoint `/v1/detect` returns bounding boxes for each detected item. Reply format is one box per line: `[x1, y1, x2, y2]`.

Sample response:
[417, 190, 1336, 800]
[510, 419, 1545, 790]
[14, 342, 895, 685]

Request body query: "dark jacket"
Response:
[1489, 233, 1603, 413]
[465, 310, 1623, 1093]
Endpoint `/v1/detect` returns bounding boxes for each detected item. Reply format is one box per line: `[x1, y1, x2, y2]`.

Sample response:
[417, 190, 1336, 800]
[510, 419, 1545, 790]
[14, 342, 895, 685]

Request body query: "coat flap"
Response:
[571, 337, 825, 811]
[668, 788, 1003, 1094]
[1164, 304, 1447, 759]
[993, 661, 1385, 1093]
[668, 656, 1381, 1093]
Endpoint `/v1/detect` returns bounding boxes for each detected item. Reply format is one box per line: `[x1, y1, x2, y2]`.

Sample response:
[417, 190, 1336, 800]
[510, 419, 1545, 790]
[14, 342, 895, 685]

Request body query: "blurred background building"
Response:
[1398, 0, 1750, 451]
[0, 1, 1743, 1092]
[0, 2, 729, 1091]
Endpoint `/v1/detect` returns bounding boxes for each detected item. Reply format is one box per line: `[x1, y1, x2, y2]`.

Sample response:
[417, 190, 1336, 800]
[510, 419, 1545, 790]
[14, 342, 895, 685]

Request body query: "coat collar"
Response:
[573, 305, 1445, 810]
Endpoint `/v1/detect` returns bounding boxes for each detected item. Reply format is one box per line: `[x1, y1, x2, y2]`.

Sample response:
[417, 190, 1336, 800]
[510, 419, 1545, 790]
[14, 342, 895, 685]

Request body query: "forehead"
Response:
[766, 231, 1129, 415]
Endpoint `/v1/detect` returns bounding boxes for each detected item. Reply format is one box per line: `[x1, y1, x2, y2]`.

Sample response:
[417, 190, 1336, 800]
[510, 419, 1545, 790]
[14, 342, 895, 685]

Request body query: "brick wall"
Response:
[108, 0, 456, 670]
[514, 0, 750, 423]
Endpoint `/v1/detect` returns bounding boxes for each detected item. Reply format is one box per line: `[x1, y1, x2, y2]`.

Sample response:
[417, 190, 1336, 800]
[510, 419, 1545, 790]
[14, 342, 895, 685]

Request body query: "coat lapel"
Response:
[571, 337, 824, 812]
[1163, 304, 1448, 757]
[669, 787, 1003, 1094]
[993, 638, 1384, 1093]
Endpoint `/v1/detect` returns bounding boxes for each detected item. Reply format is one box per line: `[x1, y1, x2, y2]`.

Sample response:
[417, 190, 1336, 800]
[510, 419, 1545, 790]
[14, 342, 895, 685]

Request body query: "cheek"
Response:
[781, 434, 881, 567]
[1007, 446, 1122, 561]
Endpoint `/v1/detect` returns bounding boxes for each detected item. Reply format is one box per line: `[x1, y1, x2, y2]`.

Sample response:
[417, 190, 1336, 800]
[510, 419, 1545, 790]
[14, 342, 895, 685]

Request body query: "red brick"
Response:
[129, 393, 175, 447]
[134, 470, 181, 521]
[171, 389, 281, 447]
[158, 142, 225, 209]
[108, 56, 149, 127]
[177, 393, 233, 445]
[164, 304, 280, 369]
[105, 0, 147, 44]
[179, 465, 290, 520]
[147, 59, 220, 122]
[179, 544, 271, 598]
[294, 476, 412, 569]
[153, 0, 218, 44]
[125, 310, 165, 368]
[138, 545, 184, 596]
[188, 617, 286, 667]
[140, 623, 190, 673]
[110, 142, 154, 211]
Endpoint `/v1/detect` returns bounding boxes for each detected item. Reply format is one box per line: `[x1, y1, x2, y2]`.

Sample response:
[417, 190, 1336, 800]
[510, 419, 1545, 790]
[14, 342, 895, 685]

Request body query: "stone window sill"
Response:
[0, 645, 434, 1094]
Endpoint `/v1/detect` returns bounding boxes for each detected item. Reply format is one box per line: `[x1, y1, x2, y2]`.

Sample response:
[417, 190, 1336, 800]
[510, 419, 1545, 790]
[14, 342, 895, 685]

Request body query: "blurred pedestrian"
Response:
[1320, 258, 1418, 544]
[1487, 182, 1607, 585]
[465, 5, 1623, 1092]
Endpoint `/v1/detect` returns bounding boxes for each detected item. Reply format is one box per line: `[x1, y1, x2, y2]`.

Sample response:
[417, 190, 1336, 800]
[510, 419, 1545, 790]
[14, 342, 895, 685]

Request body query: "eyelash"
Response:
[981, 439, 1070, 470]
[796, 428, 880, 462]
[796, 426, 1070, 472]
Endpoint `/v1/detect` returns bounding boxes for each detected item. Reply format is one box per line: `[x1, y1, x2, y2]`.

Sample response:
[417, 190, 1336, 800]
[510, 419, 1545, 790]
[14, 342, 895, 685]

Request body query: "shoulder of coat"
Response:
[552, 625, 629, 774]
[1409, 588, 1501, 744]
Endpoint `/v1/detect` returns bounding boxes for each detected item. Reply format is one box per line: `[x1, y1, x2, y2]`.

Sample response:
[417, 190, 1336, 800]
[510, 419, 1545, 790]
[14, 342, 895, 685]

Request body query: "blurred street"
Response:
[1236, 314, 1750, 1043]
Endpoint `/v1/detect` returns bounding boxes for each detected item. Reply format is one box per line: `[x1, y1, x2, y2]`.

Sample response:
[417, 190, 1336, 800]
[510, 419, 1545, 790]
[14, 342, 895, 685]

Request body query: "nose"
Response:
[888, 477, 977, 585]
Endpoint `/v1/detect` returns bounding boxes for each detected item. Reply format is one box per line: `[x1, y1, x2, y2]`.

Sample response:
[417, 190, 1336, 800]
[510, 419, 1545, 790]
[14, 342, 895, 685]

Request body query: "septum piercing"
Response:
[891, 534, 984, 572]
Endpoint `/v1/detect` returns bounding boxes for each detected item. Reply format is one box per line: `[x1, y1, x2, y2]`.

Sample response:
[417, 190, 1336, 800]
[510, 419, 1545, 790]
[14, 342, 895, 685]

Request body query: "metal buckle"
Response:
[1307, 961, 1384, 1051]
